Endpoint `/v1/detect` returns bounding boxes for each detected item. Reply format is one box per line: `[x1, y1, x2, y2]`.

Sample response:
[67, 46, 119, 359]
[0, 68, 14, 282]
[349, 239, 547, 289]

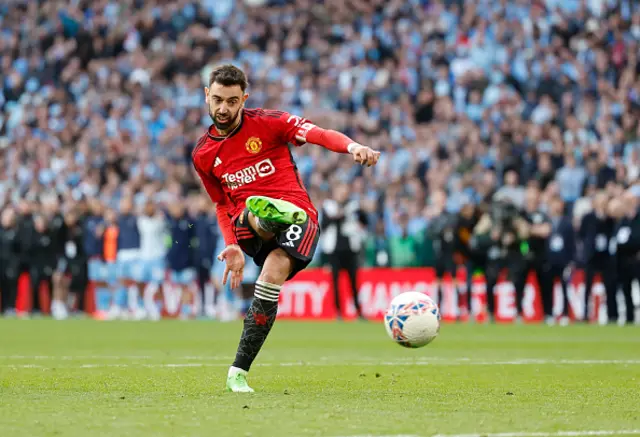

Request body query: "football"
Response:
[384, 291, 441, 348]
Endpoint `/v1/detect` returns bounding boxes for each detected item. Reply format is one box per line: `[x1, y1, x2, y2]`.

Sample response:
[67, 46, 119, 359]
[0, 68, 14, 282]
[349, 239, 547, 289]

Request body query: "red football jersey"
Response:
[192, 108, 318, 224]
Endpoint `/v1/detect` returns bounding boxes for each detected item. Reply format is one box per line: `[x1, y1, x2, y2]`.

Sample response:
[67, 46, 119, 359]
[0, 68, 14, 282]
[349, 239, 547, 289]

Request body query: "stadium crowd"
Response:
[0, 0, 639, 322]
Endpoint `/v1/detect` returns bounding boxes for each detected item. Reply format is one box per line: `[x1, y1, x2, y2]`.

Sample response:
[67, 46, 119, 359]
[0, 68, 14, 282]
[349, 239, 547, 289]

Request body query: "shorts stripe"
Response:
[298, 223, 314, 256]
[300, 222, 317, 257]
[302, 222, 317, 256]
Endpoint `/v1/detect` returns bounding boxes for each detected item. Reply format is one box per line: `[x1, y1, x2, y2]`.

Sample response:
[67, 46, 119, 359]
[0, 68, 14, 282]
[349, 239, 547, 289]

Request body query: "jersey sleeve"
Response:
[192, 154, 238, 246]
[274, 112, 318, 146]
[192, 157, 225, 204]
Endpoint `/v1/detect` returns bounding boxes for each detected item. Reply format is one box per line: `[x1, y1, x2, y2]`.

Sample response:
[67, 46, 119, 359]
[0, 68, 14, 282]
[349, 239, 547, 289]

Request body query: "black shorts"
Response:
[234, 208, 320, 280]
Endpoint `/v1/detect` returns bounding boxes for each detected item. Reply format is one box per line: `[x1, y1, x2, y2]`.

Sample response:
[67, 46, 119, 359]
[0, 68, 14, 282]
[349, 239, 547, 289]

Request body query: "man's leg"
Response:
[537, 262, 554, 321]
[342, 250, 362, 319]
[620, 269, 634, 325]
[226, 197, 319, 393]
[227, 248, 293, 393]
[328, 252, 343, 319]
[583, 264, 596, 322]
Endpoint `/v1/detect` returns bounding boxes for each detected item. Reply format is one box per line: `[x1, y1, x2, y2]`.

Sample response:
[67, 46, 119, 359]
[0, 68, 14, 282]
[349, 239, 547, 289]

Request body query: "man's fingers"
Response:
[353, 148, 380, 167]
[231, 270, 243, 289]
[222, 266, 229, 285]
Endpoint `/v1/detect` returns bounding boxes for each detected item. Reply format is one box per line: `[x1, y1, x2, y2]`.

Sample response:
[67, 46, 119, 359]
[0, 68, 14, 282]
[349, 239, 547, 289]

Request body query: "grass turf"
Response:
[0, 319, 639, 437]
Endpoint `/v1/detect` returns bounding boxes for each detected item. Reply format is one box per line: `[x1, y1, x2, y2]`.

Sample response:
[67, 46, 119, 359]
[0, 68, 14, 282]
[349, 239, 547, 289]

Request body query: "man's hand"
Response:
[217, 244, 245, 289]
[349, 143, 381, 167]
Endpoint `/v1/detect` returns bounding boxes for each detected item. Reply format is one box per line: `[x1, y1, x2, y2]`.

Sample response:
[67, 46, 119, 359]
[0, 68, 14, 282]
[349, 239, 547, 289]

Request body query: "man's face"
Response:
[204, 82, 248, 131]
[144, 202, 155, 217]
[525, 188, 539, 212]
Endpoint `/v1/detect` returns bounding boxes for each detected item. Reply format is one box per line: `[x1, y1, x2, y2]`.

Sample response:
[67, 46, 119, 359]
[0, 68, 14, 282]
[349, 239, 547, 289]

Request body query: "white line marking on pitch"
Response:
[335, 431, 640, 437]
[432, 430, 640, 437]
[2, 359, 640, 369]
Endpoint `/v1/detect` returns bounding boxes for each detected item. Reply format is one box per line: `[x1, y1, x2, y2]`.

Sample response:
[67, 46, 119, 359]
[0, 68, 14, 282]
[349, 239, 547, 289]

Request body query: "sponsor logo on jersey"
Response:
[221, 159, 276, 190]
[245, 136, 263, 154]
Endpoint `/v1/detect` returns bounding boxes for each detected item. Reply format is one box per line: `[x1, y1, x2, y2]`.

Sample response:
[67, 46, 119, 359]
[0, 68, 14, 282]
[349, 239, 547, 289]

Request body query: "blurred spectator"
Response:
[0, 207, 20, 315]
[544, 196, 575, 325]
[612, 190, 640, 325]
[166, 201, 196, 289]
[321, 182, 367, 320]
[579, 192, 616, 321]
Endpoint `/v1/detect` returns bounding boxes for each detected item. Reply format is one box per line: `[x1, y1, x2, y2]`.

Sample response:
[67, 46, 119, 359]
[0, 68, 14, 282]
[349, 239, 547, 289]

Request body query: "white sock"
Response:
[228, 366, 248, 378]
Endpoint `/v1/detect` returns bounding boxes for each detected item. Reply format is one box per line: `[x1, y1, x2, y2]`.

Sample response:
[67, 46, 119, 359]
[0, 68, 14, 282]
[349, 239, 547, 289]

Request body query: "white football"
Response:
[384, 291, 440, 348]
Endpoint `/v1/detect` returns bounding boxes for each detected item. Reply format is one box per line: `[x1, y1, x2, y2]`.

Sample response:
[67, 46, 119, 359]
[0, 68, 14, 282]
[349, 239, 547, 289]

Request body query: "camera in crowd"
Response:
[489, 200, 521, 236]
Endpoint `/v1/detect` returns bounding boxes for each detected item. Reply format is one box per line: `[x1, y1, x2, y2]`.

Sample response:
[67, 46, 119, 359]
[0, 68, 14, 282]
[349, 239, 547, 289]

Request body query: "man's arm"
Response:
[276, 112, 380, 167]
[192, 158, 245, 289]
[192, 160, 237, 246]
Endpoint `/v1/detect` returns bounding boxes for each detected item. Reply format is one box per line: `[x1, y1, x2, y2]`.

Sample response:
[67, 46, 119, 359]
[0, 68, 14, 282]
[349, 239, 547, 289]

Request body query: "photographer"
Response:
[321, 183, 367, 320]
[428, 204, 457, 307]
[472, 198, 529, 321]
[543, 196, 575, 325]
[56, 208, 88, 319]
[612, 191, 640, 325]
[579, 192, 615, 322]
[27, 214, 58, 315]
[521, 187, 553, 321]
[429, 195, 477, 317]
[0, 208, 21, 315]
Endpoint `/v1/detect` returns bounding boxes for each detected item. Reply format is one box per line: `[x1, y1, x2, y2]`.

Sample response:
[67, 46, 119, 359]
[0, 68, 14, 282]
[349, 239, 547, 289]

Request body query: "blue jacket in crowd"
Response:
[546, 216, 575, 268]
[117, 213, 140, 251]
[83, 215, 104, 258]
[166, 214, 195, 271]
[193, 213, 218, 268]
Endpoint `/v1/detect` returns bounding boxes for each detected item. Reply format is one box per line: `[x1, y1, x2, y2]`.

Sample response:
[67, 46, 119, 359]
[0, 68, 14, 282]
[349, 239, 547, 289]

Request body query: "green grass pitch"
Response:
[0, 319, 639, 437]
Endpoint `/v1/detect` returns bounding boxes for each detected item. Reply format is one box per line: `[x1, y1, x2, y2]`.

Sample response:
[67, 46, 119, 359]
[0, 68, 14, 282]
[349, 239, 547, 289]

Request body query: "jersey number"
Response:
[286, 225, 303, 242]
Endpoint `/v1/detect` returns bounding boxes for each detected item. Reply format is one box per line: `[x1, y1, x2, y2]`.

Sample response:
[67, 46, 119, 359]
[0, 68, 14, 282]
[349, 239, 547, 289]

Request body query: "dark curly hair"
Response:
[208, 64, 249, 92]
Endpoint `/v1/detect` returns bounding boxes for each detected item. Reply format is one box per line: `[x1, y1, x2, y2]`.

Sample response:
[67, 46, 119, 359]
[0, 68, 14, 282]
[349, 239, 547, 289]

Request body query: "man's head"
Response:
[64, 209, 78, 226]
[549, 196, 564, 217]
[119, 197, 133, 215]
[1, 207, 16, 228]
[525, 186, 540, 213]
[143, 199, 156, 217]
[205, 65, 249, 132]
[593, 191, 609, 215]
[504, 170, 518, 187]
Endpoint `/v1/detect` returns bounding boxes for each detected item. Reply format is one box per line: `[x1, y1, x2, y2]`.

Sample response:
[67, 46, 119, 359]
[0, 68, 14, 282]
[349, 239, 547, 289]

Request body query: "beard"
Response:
[209, 107, 241, 132]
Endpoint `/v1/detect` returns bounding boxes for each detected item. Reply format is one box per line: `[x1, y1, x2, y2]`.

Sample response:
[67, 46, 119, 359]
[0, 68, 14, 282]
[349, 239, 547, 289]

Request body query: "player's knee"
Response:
[259, 249, 293, 285]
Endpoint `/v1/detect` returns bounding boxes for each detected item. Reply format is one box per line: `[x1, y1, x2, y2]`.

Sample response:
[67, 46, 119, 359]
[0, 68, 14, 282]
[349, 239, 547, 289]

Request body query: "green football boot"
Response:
[226, 371, 255, 393]
[246, 195, 307, 233]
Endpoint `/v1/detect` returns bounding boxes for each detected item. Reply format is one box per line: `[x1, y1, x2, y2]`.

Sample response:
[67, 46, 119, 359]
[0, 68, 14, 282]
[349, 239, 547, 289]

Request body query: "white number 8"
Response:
[286, 225, 303, 242]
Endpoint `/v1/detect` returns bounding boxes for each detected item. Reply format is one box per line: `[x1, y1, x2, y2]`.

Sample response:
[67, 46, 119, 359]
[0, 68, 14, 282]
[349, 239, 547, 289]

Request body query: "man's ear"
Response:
[204, 87, 210, 104]
[242, 93, 249, 105]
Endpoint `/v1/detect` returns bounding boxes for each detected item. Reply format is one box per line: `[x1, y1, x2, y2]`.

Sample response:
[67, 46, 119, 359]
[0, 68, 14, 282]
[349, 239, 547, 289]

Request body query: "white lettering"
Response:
[522, 282, 536, 318]
[221, 159, 275, 190]
[162, 284, 182, 316]
[295, 122, 317, 143]
[280, 281, 329, 317]
[287, 115, 303, 126]
[496, 282, 516, 319]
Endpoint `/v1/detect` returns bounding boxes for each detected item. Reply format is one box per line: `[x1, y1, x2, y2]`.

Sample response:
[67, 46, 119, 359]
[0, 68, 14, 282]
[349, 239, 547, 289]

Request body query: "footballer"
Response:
[192, 65, 380, 392]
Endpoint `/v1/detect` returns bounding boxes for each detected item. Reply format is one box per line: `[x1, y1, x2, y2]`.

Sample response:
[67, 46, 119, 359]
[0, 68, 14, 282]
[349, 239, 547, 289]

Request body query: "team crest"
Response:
[245, 137, 262, 154]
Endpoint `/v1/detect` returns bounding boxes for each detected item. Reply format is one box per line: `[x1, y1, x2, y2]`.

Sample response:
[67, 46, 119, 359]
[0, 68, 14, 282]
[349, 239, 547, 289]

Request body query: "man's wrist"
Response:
[347, 143, 359, 154]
